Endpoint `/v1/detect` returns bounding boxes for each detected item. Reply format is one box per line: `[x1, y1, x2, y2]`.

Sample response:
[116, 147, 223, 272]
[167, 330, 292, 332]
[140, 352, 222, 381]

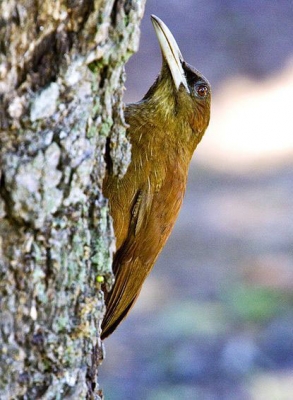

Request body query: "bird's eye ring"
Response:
[196, 84, 208, 98]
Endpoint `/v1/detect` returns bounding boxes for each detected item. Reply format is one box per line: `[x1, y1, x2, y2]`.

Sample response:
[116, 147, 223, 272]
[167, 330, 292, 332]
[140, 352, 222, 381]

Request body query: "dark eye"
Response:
[196, 84, 208, 98]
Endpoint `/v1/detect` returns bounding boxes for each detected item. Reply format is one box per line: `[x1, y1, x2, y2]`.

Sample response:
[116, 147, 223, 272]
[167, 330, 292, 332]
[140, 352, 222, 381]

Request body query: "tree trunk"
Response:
[0, 1, 146, 398]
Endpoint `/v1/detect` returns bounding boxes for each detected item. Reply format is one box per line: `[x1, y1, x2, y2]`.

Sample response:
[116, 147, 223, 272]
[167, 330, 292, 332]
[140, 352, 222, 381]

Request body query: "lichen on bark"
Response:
[0, 0, 146, 398]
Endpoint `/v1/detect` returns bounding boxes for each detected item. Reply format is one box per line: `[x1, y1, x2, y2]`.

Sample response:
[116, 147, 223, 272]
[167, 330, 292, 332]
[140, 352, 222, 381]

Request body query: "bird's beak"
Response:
[151, 15, 189, 93]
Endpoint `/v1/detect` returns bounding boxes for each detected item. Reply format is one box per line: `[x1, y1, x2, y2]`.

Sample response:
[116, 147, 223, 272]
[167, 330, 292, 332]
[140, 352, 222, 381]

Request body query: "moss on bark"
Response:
[0, 0, 146, 398]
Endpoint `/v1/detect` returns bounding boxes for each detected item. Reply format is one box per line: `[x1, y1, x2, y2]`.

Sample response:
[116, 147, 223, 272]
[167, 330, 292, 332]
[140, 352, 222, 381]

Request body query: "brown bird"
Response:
[101, 15, 211, 339]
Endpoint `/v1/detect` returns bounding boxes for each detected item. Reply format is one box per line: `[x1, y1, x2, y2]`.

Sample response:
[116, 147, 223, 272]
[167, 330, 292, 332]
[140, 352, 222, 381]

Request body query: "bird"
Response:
[101, 15, 211, 339]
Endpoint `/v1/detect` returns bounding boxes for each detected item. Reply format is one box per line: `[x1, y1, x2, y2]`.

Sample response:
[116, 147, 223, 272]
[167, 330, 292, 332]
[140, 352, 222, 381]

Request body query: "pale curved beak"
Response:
[151, 15, 189, 93]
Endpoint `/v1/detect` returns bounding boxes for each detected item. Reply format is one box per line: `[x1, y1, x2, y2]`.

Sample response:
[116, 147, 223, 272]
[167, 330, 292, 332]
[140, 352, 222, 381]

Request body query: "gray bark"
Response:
[0, 0, 146, 398]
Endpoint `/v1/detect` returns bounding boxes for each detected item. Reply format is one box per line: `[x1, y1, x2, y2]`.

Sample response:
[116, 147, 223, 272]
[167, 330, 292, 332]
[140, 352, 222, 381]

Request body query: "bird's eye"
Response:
[195, 84, 208, 98]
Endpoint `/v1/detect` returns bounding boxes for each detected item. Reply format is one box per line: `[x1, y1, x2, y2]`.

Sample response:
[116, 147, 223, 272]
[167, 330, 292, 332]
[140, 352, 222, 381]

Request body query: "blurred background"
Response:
[100, 1, 293, 399]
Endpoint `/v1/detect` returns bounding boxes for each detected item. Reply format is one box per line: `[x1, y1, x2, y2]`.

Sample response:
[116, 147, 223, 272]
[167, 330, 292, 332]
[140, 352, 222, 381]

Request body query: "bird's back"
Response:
[101, 103, 192, 338]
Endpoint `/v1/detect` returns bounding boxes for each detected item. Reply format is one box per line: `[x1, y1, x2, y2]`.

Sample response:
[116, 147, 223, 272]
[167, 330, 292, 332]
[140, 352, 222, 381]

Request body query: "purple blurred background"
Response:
[101, 1, 293, 399]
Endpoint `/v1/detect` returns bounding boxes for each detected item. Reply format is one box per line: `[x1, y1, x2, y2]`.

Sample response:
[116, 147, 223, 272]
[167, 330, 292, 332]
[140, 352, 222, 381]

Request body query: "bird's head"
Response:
[142, 15, 211, 143]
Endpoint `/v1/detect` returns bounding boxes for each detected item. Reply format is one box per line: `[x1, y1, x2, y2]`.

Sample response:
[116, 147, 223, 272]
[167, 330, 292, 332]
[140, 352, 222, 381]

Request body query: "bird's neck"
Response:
[125, 102, 197, 172]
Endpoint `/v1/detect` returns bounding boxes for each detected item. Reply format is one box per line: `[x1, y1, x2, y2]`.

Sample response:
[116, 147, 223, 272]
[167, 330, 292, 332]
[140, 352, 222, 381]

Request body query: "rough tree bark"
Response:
[0, 0, 146, 398]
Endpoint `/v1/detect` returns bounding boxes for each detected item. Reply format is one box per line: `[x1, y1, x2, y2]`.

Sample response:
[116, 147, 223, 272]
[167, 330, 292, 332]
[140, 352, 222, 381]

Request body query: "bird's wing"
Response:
[101, 183, 154, 338]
